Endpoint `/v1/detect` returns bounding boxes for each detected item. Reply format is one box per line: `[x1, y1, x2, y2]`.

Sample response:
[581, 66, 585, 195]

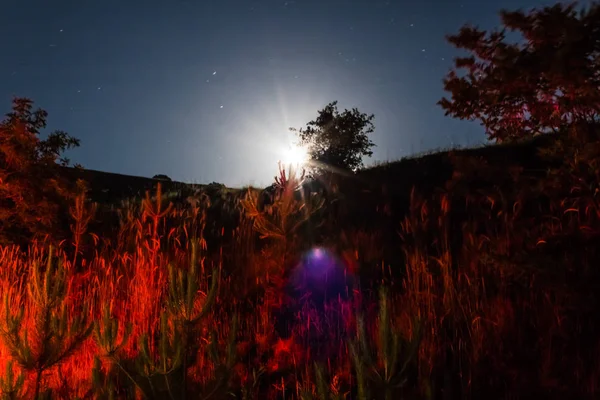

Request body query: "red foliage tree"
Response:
[439, 2, 600, 142]
[0, 98, 81, 245]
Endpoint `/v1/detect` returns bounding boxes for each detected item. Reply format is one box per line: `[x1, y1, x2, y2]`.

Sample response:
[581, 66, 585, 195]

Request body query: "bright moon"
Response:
[282, 145, 309, 166]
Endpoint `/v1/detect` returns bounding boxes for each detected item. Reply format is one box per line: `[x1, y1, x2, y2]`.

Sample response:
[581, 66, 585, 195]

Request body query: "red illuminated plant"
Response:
[0, 247, 92, 399]
[0, 360, 25, 400]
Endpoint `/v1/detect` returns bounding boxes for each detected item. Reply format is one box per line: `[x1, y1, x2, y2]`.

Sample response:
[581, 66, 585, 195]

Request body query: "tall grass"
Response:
[1, 135, 600, 399]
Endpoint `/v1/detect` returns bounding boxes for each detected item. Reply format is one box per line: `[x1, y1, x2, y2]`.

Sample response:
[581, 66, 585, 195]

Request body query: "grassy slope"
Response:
[63, 134, 557, 206]
[5, 132, 597, 398]
[59, 134, 560, 262]
[62, 134, 563, 280]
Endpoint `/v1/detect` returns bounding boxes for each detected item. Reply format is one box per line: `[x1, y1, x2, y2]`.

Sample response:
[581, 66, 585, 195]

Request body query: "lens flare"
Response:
[302, 247, 336, 277]
[281, 144, 309, 167]
[288, 247, 353, 296]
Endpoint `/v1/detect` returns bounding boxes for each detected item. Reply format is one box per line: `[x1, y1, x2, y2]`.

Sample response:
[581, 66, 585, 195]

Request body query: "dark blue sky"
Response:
[1, 0, 555, 187]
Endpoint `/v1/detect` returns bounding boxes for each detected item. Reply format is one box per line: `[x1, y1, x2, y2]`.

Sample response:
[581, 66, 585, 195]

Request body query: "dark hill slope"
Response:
[58, 167, 201, 204]
[60, 133, 559, 212]
[333, 133, 561, 232]
[60, 133, 564, 243]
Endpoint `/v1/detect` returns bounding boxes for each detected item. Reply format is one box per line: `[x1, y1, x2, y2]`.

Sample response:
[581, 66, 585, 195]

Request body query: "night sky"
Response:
[1, 0, 556, 187]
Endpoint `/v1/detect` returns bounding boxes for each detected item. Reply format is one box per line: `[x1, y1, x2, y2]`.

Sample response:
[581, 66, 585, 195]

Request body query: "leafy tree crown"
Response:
[439, 2, 600, 142]
[0, 98, 81, 245]
[291, 101, 376, 172]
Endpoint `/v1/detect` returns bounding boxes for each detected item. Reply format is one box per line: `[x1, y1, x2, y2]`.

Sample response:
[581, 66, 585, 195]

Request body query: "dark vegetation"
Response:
[291, 100, 376, 174]
[1, 2, 600, 399]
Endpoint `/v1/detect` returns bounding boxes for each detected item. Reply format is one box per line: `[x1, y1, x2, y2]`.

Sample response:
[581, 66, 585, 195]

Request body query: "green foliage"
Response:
[166, 240, 218, 324]
[92, 306, 135, 399]
[439, 3, 600, 142]
[92, 241, 235, 400]
[94, 304, 132, 360]
[291, 101, 375, 173]
[350, 287, 421, 400]
[299, 363, 348, 400]
[132, 312, 237, 400]
[166, 240, 220, 396]
[0, 360, 25, 400]
[0, 247, 92, 399]
[136, 312, 184, 398]
[0, 98, 81, 245]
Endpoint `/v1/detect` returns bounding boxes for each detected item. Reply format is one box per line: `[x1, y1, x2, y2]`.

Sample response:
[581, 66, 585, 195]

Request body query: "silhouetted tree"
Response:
[291, 101, 375, 173]
[439, 2, 600, 142]
[152, 174, 172, 181]
[0, 98, 81, 245]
